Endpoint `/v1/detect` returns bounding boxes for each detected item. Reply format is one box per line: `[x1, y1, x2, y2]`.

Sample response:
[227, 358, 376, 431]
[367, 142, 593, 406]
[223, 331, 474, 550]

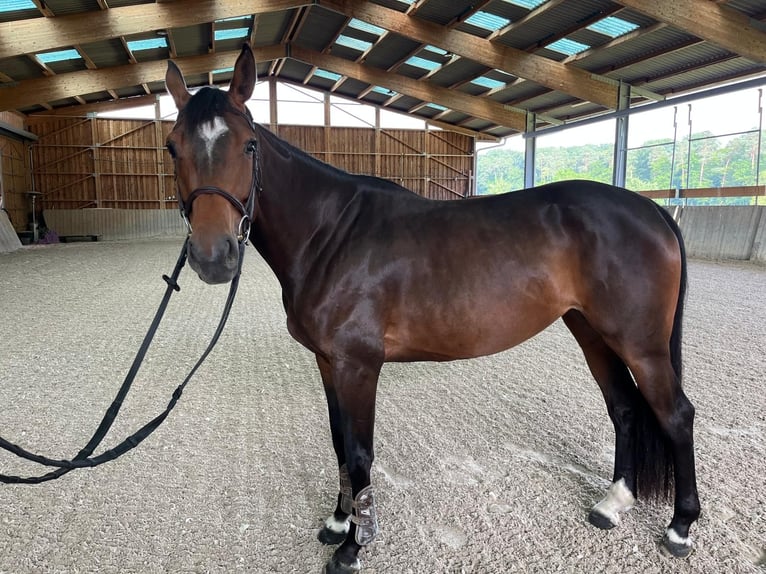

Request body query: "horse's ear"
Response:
[229, 43, 256, 107]
[165, 60, 191, 111]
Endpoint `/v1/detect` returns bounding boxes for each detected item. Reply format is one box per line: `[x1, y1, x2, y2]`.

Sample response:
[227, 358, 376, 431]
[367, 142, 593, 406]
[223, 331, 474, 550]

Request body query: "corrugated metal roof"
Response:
[1, 0, 766, 139]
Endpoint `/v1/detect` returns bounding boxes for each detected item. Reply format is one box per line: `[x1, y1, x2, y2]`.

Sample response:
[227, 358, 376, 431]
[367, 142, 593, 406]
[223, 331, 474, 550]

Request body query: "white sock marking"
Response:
[592, 478, 635, 526]
[666, 527, 692, 547]
[324, 515, 350, 534]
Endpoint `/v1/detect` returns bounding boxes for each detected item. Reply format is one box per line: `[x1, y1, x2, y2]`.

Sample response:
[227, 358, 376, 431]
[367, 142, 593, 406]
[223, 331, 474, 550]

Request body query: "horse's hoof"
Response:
[322, 555, 361, 574]
[317, 526, 347, 545]
[587, 509, 617, 530]
[661, 529, 694, 558]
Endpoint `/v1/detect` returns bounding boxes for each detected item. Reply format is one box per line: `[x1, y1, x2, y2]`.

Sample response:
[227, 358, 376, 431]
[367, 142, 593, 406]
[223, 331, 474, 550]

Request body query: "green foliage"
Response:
[475, 148, 525, 195]
[477, 130, 766, 195]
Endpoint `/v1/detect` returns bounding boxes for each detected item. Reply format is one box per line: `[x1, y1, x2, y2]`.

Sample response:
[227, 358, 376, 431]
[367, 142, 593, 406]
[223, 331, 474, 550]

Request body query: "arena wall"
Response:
[677, 206, 764, 264]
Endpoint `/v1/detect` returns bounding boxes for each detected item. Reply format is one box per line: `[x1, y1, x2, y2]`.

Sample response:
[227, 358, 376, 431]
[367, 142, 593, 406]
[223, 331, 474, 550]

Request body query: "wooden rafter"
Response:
[0, 0, 309, 60]
[0, 46, 287, 112]
[521, 5, 623, 53]
[488, 0, 567, 42]
[564, 22, 669, 65]
[614, 0, 766, 65]
[289, 46, 526, 130]
[321, 0, 619, 109]
[29, 94, 159, 118]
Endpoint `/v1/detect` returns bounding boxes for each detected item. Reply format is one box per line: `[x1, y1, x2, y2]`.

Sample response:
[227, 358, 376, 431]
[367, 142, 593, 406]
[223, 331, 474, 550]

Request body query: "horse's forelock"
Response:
[180, 88, 235, 136]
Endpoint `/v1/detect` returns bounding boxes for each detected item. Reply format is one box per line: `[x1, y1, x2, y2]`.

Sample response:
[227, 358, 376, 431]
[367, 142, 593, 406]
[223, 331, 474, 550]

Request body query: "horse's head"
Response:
[165, 45, 258, 284]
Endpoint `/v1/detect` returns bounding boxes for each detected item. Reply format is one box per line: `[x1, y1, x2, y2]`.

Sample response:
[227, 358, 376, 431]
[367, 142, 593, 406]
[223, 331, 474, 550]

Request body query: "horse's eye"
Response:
[245, 140, 257, 155]
[166, 142, 177, 159]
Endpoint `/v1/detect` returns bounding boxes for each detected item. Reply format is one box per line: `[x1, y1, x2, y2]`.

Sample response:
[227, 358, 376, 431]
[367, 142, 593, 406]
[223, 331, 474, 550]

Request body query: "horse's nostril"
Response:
[190, 235, 237, 264]
[224, 235, 238, 258]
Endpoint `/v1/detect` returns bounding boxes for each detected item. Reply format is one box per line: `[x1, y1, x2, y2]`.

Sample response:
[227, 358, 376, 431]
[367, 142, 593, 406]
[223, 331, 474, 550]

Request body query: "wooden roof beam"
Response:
[425, 120, 501, 142]
[0, 0, 310, 60]
[565, 22, 669, 65]
[488, 0, 567, 42]
[289, 46, 526, 130]
[322, 0, 619, 109]
[521, 5, 622, 53]
[614, 0, 766, 65]
[28, 94, 159, 118]
[0, 45, 287, 112]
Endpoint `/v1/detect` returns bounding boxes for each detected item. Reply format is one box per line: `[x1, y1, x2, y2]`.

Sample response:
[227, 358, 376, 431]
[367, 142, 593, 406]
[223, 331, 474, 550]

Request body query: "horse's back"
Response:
[301, 179, 683, 362]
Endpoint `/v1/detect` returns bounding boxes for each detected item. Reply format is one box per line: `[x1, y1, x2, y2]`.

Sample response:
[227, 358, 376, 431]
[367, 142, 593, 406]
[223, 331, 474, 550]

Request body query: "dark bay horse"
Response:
[164, 44, 699, 573]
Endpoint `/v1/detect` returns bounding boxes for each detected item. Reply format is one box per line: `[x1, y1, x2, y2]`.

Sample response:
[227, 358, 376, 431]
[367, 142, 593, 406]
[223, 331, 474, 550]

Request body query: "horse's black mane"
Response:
[253, 122, 412, 194]
[181, 86, 412, 195]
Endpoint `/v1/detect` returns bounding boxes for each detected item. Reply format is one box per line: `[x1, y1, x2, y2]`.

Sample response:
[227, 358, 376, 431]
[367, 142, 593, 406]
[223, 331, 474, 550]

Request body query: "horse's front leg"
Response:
[316, 355, 354, 545]
[322, 353, 382, 574]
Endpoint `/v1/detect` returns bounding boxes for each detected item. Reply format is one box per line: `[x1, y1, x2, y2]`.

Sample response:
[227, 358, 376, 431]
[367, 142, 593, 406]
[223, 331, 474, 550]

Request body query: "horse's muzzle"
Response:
[188, 234, 239, 284]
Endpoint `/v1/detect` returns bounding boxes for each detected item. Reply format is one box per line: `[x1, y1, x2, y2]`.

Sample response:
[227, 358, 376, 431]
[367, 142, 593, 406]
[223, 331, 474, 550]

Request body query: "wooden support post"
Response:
[89, 114, 102, 207]
[612, 82, 630, 188]
[374, 107, 381, 177]
[524, 112, 536, 189]
[154, 96, 165, 209]
[269, 77, 278, 134]
[324, 92, 332, 167]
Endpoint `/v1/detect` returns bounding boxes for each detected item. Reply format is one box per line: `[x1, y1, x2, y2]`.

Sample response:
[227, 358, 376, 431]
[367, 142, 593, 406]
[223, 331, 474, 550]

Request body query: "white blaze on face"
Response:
[197, 116, 229, 162]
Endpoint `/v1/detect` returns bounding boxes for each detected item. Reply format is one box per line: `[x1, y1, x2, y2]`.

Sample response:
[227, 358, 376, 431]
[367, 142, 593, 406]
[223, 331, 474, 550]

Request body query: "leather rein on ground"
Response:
[0, 112, 261, 485]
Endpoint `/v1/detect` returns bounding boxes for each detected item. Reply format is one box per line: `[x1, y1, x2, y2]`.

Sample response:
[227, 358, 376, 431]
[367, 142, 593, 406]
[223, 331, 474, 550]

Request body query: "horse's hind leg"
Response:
[316, 355, 353, 545]
[563, 310, 640, 529]
[622, 350, 700, 557]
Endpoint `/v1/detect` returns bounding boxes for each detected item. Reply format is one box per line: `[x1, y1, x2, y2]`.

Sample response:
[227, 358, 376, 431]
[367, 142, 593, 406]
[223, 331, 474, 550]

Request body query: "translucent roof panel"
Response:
[545, 38, 590, 56]
[423, 45, 449, 56]
[371, 86, 397, 96]
[214, 27, 249, 41]
[472, 76, 506, 90]
[335, 34, 373, 52]
[405, 56, 442, 71]
[587, 17, 640, 38]
[464, 11, 511, 32]
[314, 68, 342, 82]
[347, 18, 386, 37]
[127, 38, 168, 51]
[1, 0, 36, 10]
[501, 0, 548, 10]
[37, 49, 82, 63]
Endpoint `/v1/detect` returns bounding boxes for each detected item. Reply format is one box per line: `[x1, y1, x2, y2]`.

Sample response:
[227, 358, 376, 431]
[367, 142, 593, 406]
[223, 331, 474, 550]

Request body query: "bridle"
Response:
[177, 108, 262, 245]
[0, 108, 263, 485]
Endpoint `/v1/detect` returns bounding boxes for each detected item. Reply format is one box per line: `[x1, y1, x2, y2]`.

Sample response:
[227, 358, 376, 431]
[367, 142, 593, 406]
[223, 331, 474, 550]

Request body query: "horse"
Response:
[164, 44, 700, 573]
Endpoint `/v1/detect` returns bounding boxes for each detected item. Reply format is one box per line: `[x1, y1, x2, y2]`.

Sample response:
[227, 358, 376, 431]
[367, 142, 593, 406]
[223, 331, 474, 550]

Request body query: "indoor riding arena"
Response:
[1, 2, 765, 574]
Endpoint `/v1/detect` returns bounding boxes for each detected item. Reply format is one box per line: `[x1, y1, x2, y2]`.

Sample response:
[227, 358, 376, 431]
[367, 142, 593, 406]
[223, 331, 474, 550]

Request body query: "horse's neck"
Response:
[251, 129, 354, 291]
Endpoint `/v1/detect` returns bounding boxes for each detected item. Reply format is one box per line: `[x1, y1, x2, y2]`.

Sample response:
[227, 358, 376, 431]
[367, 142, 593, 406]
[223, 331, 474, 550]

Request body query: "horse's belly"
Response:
[383, 300, 564, 362]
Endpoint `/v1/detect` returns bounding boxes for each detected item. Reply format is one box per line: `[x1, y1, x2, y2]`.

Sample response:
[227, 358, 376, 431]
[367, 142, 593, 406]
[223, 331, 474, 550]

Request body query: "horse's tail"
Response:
[658, 205, 686, 383]
[635, 204, 687, 500]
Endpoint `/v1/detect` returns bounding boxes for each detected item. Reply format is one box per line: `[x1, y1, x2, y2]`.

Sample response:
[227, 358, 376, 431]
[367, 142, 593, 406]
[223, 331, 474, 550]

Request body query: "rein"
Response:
[0, 111, 260, 485]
